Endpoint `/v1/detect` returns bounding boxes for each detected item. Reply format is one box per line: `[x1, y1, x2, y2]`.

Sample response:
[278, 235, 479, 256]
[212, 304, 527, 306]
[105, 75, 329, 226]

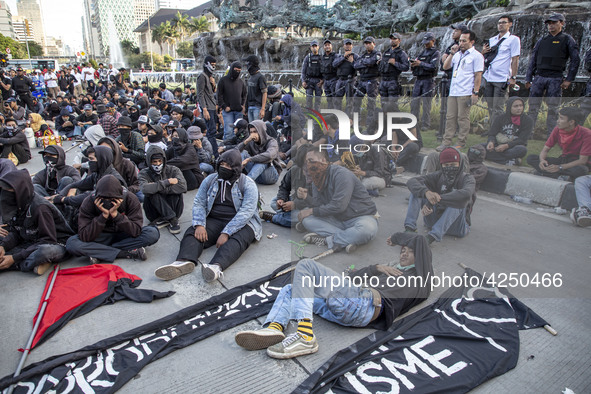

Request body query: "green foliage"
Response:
[176, 41, 193, 58]
[127, 52, 167, 71]
[26, 41, 43, 57]
[495, 0, 510, 7]
[121, 39, 140, 57]
[188, 16, 210, 35]
[0, 33, 26, 59]
[163, 54, 173, 65]
[89, 58, 99, 69]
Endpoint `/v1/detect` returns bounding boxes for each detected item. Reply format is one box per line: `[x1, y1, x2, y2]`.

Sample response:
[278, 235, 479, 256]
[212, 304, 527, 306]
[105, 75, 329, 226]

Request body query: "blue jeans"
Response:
[242, 151, 279, 185]
[204, 108, 219, 156]
[575, 175, 591, 208]
[200, 162, 215, 175]
[301, 214, 378, 249]
[404, 193, 469, 242]
[135, 190, 145, 203]
[222, 110, 243, 141]
[264, 259, 375, 326]
[33, 176, 75, 197]
[248, 106, 261, 122]
[19, 244, 68, 272]
[270, 196, 299, 228]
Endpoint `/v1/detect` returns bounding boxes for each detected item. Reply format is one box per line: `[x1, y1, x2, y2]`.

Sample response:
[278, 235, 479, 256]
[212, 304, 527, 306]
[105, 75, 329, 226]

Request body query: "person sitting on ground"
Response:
[76, 104, 98, 133]
[115, 115, 145, 166]
[237, 120, 281, 185]
[391, 122, 422, 174]
[570, 174, 591, 227]
[139, 146, 187, 234]
[234, 232, 432, 359]
[55, 108, 79, 138]
[0, 118, 31, 164]
[166, 127, 204, 191]
[97, 103, 118, 138]
[467, 144, 488, 191]
[65, 175, 159, 264]
[170, 106, 192, 129]
[3, 98, 26, 124]
[98, 134, 141, 197]
[188, 125, 215, 175]
[345, 138, 391, 196]
[28, 112, 47, 134]
[219, 118, 249, 153]
[298, 149, 379, 254]
[483, 97, 532, 165]
[404, 147, 475, 245]
[154, 149, 260, 282]
[0, 169, 74, 275]
[144, 124, 168, 153]
[33, 145, 81, 197]
[526, 107, 591, 181]
[261, 144, 312, 227]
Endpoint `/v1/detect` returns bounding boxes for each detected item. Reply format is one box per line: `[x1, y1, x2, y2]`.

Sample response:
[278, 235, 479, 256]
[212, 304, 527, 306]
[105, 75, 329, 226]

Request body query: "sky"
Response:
[6, 0, 85, 51]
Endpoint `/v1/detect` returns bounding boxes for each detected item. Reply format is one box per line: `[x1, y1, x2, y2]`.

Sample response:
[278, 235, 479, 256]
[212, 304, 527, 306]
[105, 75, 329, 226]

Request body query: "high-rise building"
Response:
[0, 0, 16, 39]
[83, 0, 101, 57]
[16, 0, 46, 47]
[154, 0, 201, 11]
[12, 15, 34, 43]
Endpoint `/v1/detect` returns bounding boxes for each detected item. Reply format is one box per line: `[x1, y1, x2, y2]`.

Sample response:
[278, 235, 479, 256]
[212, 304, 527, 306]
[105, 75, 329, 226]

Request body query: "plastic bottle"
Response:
[536, 207, 568, 215]
[511, 195, 533, 204]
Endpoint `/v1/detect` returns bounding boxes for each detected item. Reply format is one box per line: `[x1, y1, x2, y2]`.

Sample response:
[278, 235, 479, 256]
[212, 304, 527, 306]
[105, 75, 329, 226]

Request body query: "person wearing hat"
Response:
[482, 15, 521, 126]
[526, 13, 580, 137]
[3, 97, 26, 123]
[217, 61, 246, 142]
[333, 38, 359, 112]
[198, 55, 220, 154]
[55, 108, 80, 139]
[188, 125, 215, 175]
[0, 169, 74, 275]
[0, 118, 31, 164]
[106, 101, 121, 122]
[301, 40, 323, 109]
[321, 39, 338, 108]
[76, 103, 98, 133]
[135, 114, 151, 143]
[266, 84, 283, 127]
[243, 54, 268, 124]
[97, 103, 119, 138]
[113, 116, 145, 166]
[11, 66, 35, 111]
[410, 31, 440, 131]
[404, 147, 475, 245]
[33, 145, 81, 197]
[379, 33, 410, 114]
[145, 123, 168, 153]
[354, 37, 382, 126]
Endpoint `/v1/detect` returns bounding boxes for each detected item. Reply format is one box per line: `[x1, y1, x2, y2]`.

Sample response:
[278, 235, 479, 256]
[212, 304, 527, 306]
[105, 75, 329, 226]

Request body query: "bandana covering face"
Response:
[442, 166, 460, 189]
[307, 161, 329, 190]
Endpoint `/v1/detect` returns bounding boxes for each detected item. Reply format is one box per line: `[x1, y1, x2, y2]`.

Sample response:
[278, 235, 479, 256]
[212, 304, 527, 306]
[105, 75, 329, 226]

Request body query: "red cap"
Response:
[439, 148, 460, 164]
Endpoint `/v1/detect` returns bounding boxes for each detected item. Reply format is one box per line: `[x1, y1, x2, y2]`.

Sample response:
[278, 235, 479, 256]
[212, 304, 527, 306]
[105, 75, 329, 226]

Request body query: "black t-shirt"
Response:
[209, 180, 237, 221]
[0, 76, 12, 100]
[247, 72, 267, 107]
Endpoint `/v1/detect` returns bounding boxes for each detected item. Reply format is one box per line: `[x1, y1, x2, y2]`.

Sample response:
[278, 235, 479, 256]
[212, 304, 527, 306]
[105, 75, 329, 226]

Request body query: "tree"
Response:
[176, 41, 193, 58]
[0, 33, 26, 59]
[128, 52, 165, 71]
[172, 11, 190, 42]
[163, 54, 173, 66]
[188, 16, 210, 36]
[161, 21, 179, 57]
[121, 39, 140, 57]
[151, 24, 166, 54]
[25, 41, 43, 57]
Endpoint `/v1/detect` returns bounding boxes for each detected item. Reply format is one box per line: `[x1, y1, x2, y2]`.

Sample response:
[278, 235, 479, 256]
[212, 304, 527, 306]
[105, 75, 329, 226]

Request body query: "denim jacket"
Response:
[192, 173, 262, 240]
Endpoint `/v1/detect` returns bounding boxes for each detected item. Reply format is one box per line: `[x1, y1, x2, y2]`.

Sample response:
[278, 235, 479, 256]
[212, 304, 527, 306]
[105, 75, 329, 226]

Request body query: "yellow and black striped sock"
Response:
[297, 319, 314, 341]
[268, 322, 284, 332]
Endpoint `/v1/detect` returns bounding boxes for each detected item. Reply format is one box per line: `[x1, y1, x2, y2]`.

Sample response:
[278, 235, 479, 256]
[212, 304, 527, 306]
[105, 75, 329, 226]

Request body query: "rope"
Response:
[288, 240, 307, 258]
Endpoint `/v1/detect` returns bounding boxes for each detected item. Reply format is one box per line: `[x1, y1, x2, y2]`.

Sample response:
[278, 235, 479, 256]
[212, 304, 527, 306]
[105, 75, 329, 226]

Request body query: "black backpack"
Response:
[483, 37, 507, 71]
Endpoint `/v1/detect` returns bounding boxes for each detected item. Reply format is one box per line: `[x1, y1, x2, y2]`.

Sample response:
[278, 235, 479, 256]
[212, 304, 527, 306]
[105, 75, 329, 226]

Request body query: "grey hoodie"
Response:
[138, 146, 187, 195]
[238, 120, 282, 173]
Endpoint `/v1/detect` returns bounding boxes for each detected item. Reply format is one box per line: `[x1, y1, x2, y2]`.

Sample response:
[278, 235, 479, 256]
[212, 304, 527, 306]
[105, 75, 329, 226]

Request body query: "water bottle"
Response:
[536, 207, 568, 215]
[511, 195, 533, 204]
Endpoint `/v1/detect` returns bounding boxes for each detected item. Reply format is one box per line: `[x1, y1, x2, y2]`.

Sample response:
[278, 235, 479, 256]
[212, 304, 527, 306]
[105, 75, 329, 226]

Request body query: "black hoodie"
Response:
[217, 61, 247, 112]
[33, 145, 81, 194]
[97, 136, 140, 193]
[0, 169, 73, 264]
[139, 146, 187, 195]
[349, 232, 433, 330]
[166, 128, 204, 190]
[0, 126, 31, 162]
[487, 96, 533, 148]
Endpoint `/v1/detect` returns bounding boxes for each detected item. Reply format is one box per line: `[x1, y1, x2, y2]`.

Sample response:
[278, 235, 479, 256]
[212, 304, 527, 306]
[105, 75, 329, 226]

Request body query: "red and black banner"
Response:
[0, 263, 294, 394]
[294, 268, 549, 394]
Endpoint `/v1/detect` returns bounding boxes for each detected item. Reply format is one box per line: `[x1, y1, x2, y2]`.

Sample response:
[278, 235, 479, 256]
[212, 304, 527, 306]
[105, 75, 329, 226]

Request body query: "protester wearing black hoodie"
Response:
[33, 145, 81, 197]
[0, 169, 73, 274]
[65, 174, 160, 264]
[238, 120, 281, 185]
[165, 127, 204, 190]
[483, 96, 533, 165]
[0, 118, 31, 164]
[219, 118, 249, 152]
[55, 108, 79, 138]
[234, 232, 433, 356]
[97, 135, 141, 197]
[115, 115, 145, 166]
[197, 55, 219, 154]
[405, 147, 476, 245]
[218, 61, 247, 141]
[139, 146, 187, 233]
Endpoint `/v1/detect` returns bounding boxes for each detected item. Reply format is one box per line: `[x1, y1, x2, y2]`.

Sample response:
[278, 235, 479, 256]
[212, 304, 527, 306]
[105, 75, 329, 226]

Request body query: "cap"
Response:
[105, 102, 115, 108]
[167, 120, 180, 128]
[5, 97, 15, 103]
[126, 100, 134, 107]
[389, 33, 401, 40]
[148, 124, 163, 133]
[96, 104, 107, 114]
[439, 148, 461, 164]
[363, 36, 375, 43]
[267, 84, 283, 99]
[117, 116, 132, 128]
[159, 115, 170, 124]
[16, 66, 23, 71]
[187, 126, 203, 140]
[421, 32, 435, 44]
[137, 115, 149, 124]
[83, 104, 93, 110]
[450, 23, 468, 31]
[310, 40, 318, 46]
[545, 13, 565, 23]
[323, 39, 332, 44]
[60, 108, 70, 116]
[343, 38, 353, 45]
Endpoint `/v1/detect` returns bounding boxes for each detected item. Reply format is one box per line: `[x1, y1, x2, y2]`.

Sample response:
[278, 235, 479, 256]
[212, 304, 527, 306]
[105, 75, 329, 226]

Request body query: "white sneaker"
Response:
[154, 260, 195, 280]
[201, 263, 223, 282]
[267, 332, 318, 359]
[235, 328, 285, 350]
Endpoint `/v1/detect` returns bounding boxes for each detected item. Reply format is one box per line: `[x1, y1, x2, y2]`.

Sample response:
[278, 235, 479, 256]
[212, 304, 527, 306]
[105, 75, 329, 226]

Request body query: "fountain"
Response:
[107, 11, 125, 69]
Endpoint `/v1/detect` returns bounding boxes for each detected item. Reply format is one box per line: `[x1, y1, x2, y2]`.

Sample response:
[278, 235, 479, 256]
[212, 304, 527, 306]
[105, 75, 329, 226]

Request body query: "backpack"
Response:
[483, 37, 507, 71]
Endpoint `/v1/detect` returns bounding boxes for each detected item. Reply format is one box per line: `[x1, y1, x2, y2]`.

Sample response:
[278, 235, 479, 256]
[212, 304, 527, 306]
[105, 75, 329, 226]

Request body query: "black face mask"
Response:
[172, 137, 180, 145]
[442, 166, 460, 185]
[230, 68, 241, 80]
[88, 160, 98, 173]
[118, 128, 131, 137]
[100, 198, 115, 210]
[247, 66, 259, 75]
[218, 166, 235, 181]
[148, 134, 161, 143]
[1, 190, 18, 222]
[43, 156, 58, 166]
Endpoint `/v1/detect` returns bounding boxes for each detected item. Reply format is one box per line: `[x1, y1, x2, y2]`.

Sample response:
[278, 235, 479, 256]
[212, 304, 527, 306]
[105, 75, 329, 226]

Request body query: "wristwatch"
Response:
[559, 165, 563, 171]
[472, 90, 478, 95]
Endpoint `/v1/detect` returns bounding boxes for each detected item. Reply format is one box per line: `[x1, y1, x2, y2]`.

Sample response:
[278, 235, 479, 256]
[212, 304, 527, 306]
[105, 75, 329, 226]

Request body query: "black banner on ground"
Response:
[0, 263, 295, 394]
[295, 268, 549, 394]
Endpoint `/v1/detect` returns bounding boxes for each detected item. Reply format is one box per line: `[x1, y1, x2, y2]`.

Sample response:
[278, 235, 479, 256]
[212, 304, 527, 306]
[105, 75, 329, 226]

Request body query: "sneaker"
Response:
[128, 247, 147, 261]
[34, 263, 51, 275]
[576, 207, 591, 227]
[169, 218, 181, 234]
[303, 233, 327, 246]
[259, 211, 275, 222]
[295, 222, 306, 232]
[404, 226, 417, 233]
[150, 219, 170, 229]
[505, 159, 516, 166]
[89, 256, 102, 265]
[345, 244, 357, 254]
[426, 234, 436, 245]
[435, 144, 448, 152]
[454, 144, 465, 150]
[515, 158, 522, 166]
[201, 263, 223, 282]
[267, 332, 318, 359]
[235, 328, 286, 350]
[154, 260, 195, 280]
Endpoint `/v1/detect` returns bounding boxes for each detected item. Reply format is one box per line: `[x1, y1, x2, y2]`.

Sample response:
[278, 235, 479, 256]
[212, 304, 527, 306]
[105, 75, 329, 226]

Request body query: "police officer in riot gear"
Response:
[354, 36, 381, 127]
[410, 32, 440, 131]
[439, 23, 466, 142]
[11, 67, 35, 111]
[333, 38, 358, 112]
[525, 13, 580, 136]
[301, 40, 323, 109]
[321, 39, 338, 109]
[379, 33, 409, 113]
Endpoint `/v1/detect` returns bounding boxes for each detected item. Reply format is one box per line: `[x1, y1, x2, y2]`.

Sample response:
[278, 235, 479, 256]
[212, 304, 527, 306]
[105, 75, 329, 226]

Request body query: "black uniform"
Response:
[11, 74, 35, 110]
[379, 46, 410, 112]
[301, 52, 323, 109]
[410, 47, 440, 130]
[321, 51, 338, 108]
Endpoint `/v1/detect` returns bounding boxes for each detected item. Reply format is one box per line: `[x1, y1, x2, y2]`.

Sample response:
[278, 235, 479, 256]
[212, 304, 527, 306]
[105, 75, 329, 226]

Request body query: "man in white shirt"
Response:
[97, 63, 109, 83]
[438, 30, 484, 151]
[81, 63, 95, 90]
[71, 68, 83, 97]
[45, 68, 59, 98]
[482, 15, 520, 124]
